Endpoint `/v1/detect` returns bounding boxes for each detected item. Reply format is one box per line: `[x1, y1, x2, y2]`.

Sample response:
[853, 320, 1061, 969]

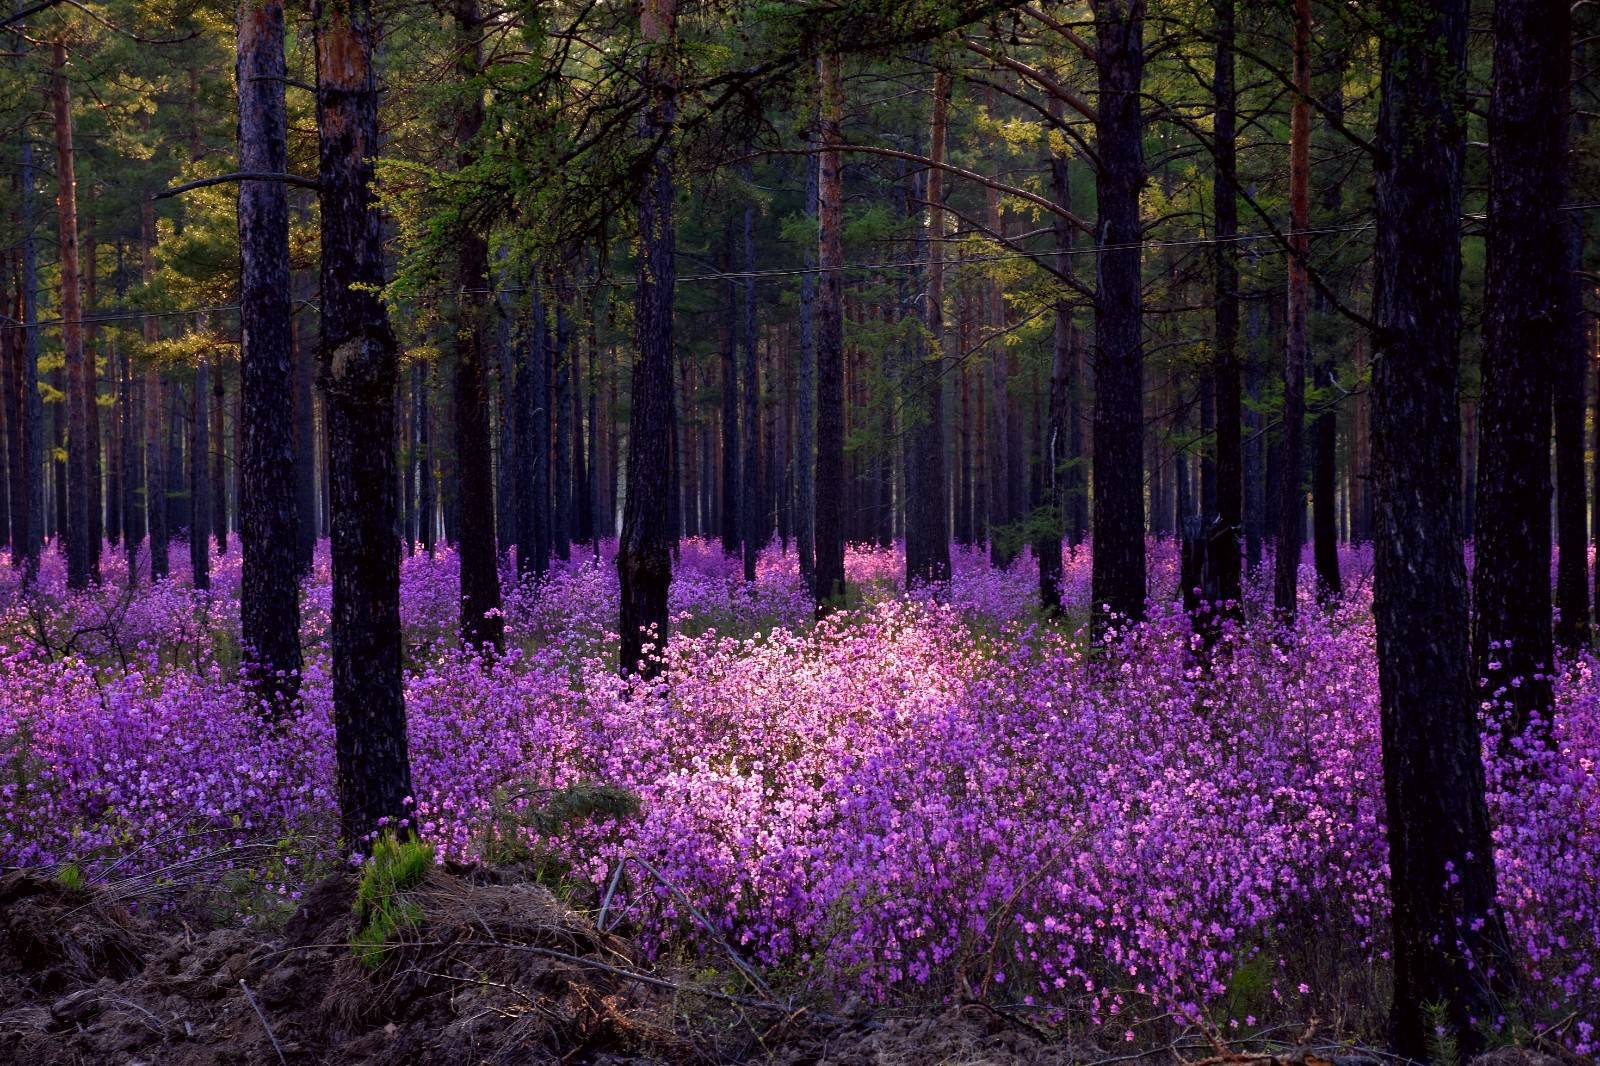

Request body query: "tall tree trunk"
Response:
[314, 0, 412, 843]
[983, 126, 1010, 568]
[419, 359, 435, 556]
[1212, 0, 1242, 611]
[1311, 30, 1345, 600]
[719, 231, 740, 558]
[141, 204, 167, 581]
[212, 355, 226, 552]
[1039, 96, 1073, 609]
[2, 286, 27, 576]
[1372, 0, 1518, 1055]
[238, 0, 304, 700]
[190, 357, 210, 589]
[553, 297, 572, 562]
[1474, 0, 1568, 736]
[1090, 1, 1146, 630]
[1556, 221, 1591, 649]
[909, 70, 951, 588]
[293, 292, 318, 572]
[1275, 0, 1310, 618]
[516, 279, 550, 582]
[15, 99, 43, 580]
[812, 52, 847, 611]
[795, 149, 817, 587]
[740, 202, 760, 581]
[448, 0, 504, 651]
[84, 217, 102, 569]
[573, 293, 591, 546]
[118, 244, 142, 583]
[52, 40, 91, 589]
[616, 0, 677, 674]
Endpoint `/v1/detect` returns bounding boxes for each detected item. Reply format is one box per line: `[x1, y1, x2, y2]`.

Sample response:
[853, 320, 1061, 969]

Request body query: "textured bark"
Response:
[1474, 0, 1567, 736]
[1556, 221, 1591, 649]
[1372, 0, 1518, 1056]
[1090, 1, 1147, 631]
[52, 41, 91, 590]
[1275, 0, 1310, 619]
[812, 53, 846, 611]
[448, 0, 504, 652]
[616, 0, 677, 675]
[1210, 0, 1242, 612]
[740, 203, 760, 582]
[190, 358, 210, 589]
[314, 0, 413, 843]
[238, 0, 304, 700]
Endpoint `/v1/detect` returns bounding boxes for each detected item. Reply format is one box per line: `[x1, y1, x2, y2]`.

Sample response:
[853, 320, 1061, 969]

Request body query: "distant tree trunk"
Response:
[84, 219, 102, 569]
[314, 0, 412, 843]
[293, 298, 318, 572]
[190, 357, 210, 589]
[1474, 0, 1567, 737]
[795, 149, 817, 588]
[573, 294, 592, 546]
[1275, 0, 1310, 619]
[983, 132, 1011, 568]
[2, 290, 28, 577]
[212, 356, 226, 552]
[1556, 220, 1591, 649]
[238, 0, 304, 700]
[418, 360, 435, 557]
[1372, 0, 1518, 1056]
[14, 113, 43, 581]
[1039, 97, 1073, 609]
[516, 279, 550, 582]
[447, 0, 503, 652]
[909, 70, 951, 588]
[587, 267, 605, 547]
[553, 297, 572, 562]
[616, 0, 677, 675]
[1211, 0, 1242, 612]
[812, 52, 847, 611]
[1090, 1, 1147, 631]
[52, 40, 91, 590]
[719, 232, 740, 558]
[118, 245, 142, 583]
[1311, 31, 1345, 600]
[740, 202, 760, 582]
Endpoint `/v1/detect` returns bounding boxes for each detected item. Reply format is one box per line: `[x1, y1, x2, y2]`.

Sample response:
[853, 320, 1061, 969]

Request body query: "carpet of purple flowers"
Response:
[0, 537, 1594, 1051]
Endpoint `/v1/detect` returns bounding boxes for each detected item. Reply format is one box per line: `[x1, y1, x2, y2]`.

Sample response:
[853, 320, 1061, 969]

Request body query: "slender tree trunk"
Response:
[16, 105, 43, 580]
[616, 0, 677, 674]
[983, 128, 1011, 568]
[2, 289, 27, 576]
[553, 297, 572, 561]
[292, 291, 318, 572]
[795, 150, 817, 587]
[52, 40, 91, 589]
[1275, 0, 1310, 618]
[909, 70, 951, 587]
[447, 0, 504, 651]
[314, 0, 412, 843]
[740, 202, 760, 581]
[573, 294, 591, 546]
[84, 218, 101, 569]
[118, 243, 142, 583]
[1211, 0, 1242, 611]
[1372, 0, 1518, 1055]
[1474, 0, 1568, 736]
[1090, 1, 1147, 630]
[1039, 96, 1074, 609]
[141, 204, 167, 581]
[719, 231, 740, 557]
[238, 0, 303, 699]
[516, 279, 550, 582]
[812, 52, 847, 611]
[419, 360, 435, 557]
[212, 356, 226, 552]
[190, 357, 211, 589]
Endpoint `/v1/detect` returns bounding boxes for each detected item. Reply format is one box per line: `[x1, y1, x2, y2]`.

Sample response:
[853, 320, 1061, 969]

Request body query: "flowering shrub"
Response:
[0, 535, 1593, 1052]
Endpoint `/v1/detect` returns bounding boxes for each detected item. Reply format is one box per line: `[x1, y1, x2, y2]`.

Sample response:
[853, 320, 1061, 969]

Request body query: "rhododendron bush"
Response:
[0, 538, 1595, 1052]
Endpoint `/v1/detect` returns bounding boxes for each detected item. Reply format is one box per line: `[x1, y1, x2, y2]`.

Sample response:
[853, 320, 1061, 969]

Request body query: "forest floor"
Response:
[0, 864, 1569, 1066]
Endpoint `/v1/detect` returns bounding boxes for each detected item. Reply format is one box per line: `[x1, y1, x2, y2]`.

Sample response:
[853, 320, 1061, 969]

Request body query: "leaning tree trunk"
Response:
[1275, 0, 1310, 620]
[1090, 0, 1147, 632]
[1371, 0, 1519, 1056]
[812, 52, 847, 612]
[238, 0, 303, 702]
[52, 40, 92, 590]
[616, 0, 678, 676]
[314, 0, 412, 844]
[448, 0, 504, 652]
[1474, 0, 1568, 739]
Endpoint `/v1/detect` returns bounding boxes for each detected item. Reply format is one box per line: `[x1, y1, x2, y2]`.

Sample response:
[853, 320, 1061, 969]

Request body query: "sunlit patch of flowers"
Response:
[0, 534, 1593, 1054]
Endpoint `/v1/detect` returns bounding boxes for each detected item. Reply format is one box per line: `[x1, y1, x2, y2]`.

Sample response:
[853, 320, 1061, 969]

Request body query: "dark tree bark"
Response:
[812, 52, 847, 611]
[719, 230, 740, 558]
[293, 296, 318, 573]
[616, 0, 677, 675]
[553, 297, 572, 562]
[1556, 220, 1591, 649]
[1039, 97, 1074, 610]
[118, 247, 142, 584]
[908, 71, 951, 588]
[740, 202, 760, 582]
[447, 0, 504, 652]
[516, 280, 551, 582]
[314, 0, 413, 844]
[1090, 1, 1147, 631]
[13, 109, 43, 581]
[1371, 0, 1519, 1056]
[418, 360, 436, 557]
[573, 292, 592, 546]
[1275, 0, 1310, 619]
[142, 203, 168, 582]
[238, 0, 304, 700]
[84, 219, 101, 570]
[211, 356, 226, 553]
[1474, 0, 1568, 736]
[190, 357, 210, 589]
[2, 293, 28, 577]
[52, 40, 91, 590]
[1310, 31, 1345, 601]
[1211, 0, 1242, 612]
[795, 149, 817, 588]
